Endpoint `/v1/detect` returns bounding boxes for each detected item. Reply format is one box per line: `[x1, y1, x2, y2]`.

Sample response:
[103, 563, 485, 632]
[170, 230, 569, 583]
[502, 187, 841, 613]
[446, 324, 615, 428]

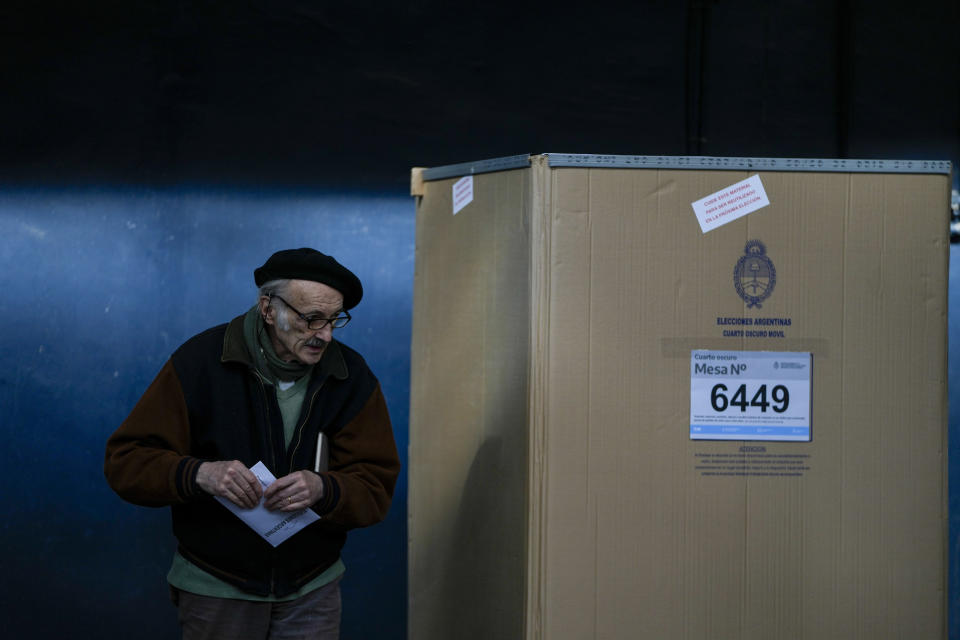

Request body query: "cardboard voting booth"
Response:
[408, 154, 951, 640]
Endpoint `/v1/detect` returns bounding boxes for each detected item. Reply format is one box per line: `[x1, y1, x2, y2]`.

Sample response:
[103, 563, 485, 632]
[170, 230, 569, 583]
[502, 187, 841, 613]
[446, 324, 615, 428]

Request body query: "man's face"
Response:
[260, 279, 345, 365]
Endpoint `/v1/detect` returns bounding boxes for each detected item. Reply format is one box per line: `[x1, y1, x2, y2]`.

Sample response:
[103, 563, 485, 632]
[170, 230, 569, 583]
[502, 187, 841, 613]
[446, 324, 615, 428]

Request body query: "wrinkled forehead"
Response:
[285, 279, 344, 311]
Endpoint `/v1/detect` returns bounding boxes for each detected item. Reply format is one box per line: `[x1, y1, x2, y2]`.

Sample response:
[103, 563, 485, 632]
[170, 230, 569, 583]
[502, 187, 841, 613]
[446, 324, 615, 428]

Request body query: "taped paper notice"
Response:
[689, 350, 812, 442]
[691, 174, 770, 233]
[452, 175, 473, 215]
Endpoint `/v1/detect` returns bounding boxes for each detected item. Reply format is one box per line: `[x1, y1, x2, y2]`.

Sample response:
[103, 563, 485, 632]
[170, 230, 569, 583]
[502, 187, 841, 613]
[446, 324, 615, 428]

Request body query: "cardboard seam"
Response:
[586, 168, 599, 636]
[525, 156, 549, 640]
[839, 172, 849, 620]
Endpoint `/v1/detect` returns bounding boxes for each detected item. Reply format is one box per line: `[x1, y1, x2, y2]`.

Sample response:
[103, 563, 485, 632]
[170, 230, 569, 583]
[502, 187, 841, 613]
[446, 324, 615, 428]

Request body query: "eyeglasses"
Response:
[269, 294, 351, 330]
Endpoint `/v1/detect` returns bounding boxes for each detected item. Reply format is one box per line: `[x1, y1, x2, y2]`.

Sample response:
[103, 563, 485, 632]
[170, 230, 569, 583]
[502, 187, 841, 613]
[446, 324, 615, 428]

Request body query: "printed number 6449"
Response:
[709, 383, 789, 413]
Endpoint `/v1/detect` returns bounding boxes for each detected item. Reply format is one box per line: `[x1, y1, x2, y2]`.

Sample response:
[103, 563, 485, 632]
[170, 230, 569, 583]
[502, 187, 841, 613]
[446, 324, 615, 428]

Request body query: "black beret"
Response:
[254, 248, 364, 309]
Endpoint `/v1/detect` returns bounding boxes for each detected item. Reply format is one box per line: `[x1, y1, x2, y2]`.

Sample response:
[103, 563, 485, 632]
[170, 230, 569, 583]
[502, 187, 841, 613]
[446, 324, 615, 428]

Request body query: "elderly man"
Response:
[105, 248, 400, 639]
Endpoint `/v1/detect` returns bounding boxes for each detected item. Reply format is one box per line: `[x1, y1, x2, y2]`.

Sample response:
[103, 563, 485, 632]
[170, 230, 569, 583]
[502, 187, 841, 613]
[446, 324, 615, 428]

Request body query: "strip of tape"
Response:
[453, 176, 474, 215]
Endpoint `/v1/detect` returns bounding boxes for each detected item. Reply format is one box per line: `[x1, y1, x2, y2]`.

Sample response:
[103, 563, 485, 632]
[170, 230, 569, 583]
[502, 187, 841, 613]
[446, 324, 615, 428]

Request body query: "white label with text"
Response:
[691, 174, 770, 233]
[690, 350, 811, 441]
[453, 175, 474, 215]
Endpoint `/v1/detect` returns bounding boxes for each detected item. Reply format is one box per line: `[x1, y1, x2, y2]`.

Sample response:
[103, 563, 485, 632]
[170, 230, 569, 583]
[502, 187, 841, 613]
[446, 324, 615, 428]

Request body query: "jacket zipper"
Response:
[255, 371, 283, 597]
[253, 372, 279, 471]
[288, 380, 325, 474]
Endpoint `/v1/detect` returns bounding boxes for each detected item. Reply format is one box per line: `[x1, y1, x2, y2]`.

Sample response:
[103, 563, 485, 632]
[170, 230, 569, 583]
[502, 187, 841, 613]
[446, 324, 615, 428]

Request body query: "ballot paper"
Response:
[214, 461, 320, 548]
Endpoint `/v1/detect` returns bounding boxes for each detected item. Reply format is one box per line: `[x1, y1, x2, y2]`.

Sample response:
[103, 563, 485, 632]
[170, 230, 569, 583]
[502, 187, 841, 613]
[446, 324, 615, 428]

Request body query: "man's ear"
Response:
[259, 296, 275, 326]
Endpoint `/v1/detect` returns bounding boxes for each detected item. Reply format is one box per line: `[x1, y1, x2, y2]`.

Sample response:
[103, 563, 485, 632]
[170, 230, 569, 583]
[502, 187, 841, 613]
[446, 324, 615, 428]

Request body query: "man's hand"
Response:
[263, 470, 325, 512]
[196, 460, 263, 509]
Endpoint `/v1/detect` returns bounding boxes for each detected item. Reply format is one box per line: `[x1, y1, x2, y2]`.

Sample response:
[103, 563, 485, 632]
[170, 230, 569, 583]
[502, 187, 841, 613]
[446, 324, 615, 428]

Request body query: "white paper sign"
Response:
[690, 350, 811, 441]
[691, 174, 770, 233]
[452, 175, 474, 214]
[215, 461, 320, 547]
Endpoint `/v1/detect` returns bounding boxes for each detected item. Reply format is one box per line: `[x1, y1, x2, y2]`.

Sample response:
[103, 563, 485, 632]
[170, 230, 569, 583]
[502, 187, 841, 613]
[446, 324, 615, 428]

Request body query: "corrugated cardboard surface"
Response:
[409, 168, 532, 639]
[409, 157, 949, 640]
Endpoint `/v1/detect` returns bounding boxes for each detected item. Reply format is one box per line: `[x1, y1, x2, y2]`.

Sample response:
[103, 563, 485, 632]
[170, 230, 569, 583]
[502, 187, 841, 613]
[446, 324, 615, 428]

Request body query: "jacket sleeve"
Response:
[314, 383, 400, 528]
[104, 359, 205, 507]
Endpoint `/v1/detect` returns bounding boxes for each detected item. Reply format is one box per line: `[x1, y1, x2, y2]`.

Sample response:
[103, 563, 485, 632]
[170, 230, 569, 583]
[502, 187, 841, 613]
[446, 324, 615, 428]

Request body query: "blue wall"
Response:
[0, 186, 413, 638]
[1, 186, 958, 638]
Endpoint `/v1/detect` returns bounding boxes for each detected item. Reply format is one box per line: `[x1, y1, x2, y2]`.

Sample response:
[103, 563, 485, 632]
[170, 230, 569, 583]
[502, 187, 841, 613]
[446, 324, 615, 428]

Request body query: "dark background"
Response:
[2, 1, 959, 638]
[4, 1, 957, 189]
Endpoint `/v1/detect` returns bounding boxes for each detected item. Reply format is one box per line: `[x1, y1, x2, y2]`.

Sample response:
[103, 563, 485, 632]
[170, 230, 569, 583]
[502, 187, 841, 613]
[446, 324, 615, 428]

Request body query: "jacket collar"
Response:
[220, 313, 349, 381]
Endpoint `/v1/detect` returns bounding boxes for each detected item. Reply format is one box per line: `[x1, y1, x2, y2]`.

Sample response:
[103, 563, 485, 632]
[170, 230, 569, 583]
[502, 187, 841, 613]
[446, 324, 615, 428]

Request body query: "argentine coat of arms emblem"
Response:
[734, 240, 776, 308]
